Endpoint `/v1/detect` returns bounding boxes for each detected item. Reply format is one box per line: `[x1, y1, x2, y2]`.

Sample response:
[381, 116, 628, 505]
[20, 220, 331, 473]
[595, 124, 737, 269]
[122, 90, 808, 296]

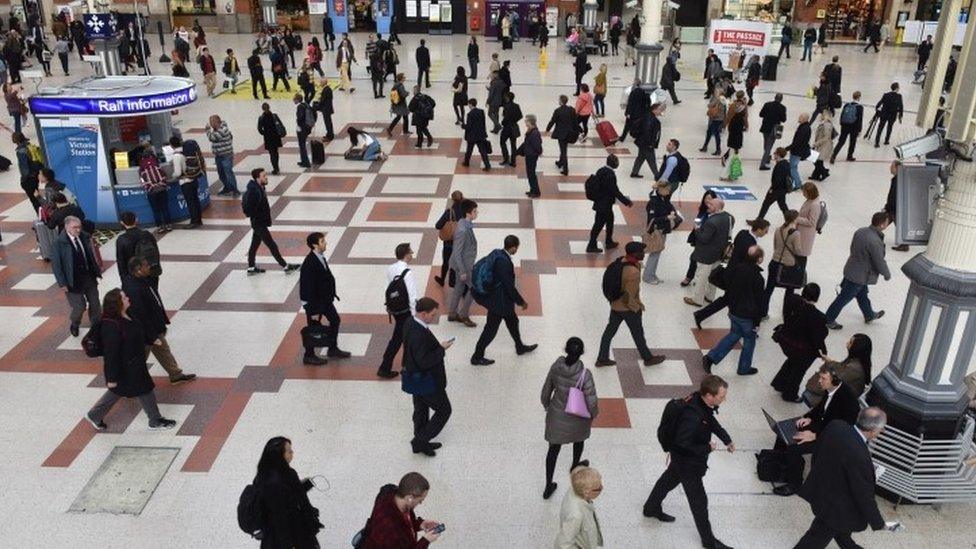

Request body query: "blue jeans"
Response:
[802, 42, 813, 60]
[825, 279, 875, 323]
[10, 111, 21, 134]
[214, 154, 239, 193]
[707, 314, 757, 374]
[363, 141, 381, 161]
[703, 119, 723, 153]
[788, 153, 803, 190]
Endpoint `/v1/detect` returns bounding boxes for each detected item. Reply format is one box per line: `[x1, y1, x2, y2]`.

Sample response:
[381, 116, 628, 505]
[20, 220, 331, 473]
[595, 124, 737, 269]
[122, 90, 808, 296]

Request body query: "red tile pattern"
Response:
[367, 201, 433, 223]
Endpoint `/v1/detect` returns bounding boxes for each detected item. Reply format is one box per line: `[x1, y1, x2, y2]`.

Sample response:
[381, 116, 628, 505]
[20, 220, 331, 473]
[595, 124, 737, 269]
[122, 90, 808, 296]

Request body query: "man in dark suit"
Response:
[758, 93, 787, 170]
[294, 93, 313, 168]
[499, 92, 523, 168]
[755, 148, 792, 220]
[50, 215, 101, 337]
[322, 15, 335, 50]
[619, 80, 649, 143]
[415, 38, 431, 88]
[630, 103, 662, 179]
[822, 56, 842, 94]
[299, 232, 351, 365]
[316, 79, 335, 141]
[115, 211, 160, 289]
[772, 361, 860, 496]
[402, 297, 454, 456]
[122, 257, 196, 384]
[644, 375, 735, 549]
[874, 82, 903, 147]
[573, 47, 589, 96]
[246, 48, 269, 100]
[794, 407, 895, 548]
[770, 284, 829, 402]
[517, 114, 543, 197]
[586, 154, 633, 253]
[546, 95, 578, 176]
[242, 168, 299, 275]
[832, 91, 864, 163]
[917, 35, 933, 71]
[462, 98, 491, 170]
[470, 235, 538, 366]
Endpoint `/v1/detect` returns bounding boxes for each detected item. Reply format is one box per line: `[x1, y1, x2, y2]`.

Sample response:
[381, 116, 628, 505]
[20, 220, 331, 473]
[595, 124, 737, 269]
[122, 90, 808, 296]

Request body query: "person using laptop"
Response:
[771, 363, 860, 496]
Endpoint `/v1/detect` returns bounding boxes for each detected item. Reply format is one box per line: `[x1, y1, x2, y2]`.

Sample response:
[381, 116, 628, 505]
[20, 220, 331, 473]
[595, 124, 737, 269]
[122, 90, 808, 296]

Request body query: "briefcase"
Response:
[708, 265, 728, 290]
[756, 449, 788, 482]
[301, 323, 336, 349]
[401, 370, 435, 396]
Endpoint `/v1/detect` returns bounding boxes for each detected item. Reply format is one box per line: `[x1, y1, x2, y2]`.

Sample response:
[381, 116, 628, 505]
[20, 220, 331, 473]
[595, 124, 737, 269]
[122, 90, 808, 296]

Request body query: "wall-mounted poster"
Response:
[379, 0, 389, 17]
[308, 0, 328, 14]
[429, 2, 440, 22]
[334, 0, 346, 16]
[440, 3, 452, 23]
[816, 9, 826, 18]
[406, 0, 417, 17]
[420, 0, 430, 17]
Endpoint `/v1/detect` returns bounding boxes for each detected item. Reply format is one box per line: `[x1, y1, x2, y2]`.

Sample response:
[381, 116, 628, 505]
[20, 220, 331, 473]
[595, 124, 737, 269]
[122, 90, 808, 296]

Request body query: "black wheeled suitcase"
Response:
[762, 55, 779, 81]
[311, 139, 325, 165]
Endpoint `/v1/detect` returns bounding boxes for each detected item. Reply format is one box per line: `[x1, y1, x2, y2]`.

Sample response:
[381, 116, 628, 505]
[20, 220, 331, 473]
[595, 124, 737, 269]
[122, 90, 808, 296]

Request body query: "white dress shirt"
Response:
[822, 382, 841, 413]
[387, 260, 418, 316]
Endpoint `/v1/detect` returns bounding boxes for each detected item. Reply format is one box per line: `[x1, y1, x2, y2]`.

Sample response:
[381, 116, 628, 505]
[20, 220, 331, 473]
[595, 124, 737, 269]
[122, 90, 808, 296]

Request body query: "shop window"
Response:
[278, 0, 311, 30]
[171, 0, 217, 16]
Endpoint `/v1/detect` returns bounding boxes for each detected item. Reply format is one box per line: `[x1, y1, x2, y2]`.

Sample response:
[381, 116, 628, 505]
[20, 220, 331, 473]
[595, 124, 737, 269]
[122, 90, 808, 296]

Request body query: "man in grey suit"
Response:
[685, 198, 734, 307]
[50, 216, 102, 337]
[824, 212, 891, 330]
[447, 199, 479, 327]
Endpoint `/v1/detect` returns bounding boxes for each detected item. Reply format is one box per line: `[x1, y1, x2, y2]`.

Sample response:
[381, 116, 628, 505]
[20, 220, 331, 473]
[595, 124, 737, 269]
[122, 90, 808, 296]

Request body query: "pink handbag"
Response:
[564, 369, 591, 419]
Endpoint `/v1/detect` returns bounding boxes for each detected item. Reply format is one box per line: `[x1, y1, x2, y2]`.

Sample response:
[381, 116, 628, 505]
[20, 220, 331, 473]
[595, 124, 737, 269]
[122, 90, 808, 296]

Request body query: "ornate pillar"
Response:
[582, 0, 598, 31]
[260, 0, 278, 27]
[635, 0, 664, 94]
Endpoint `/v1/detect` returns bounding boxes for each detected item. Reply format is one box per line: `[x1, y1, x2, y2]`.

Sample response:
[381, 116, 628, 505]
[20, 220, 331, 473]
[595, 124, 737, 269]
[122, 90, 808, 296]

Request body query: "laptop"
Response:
[762, 408, 801, 446]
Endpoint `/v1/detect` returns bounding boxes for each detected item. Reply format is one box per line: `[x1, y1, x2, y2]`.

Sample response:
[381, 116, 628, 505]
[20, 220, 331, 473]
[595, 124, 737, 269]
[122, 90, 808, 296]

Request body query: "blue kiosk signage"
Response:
[83, 13, 119, 39]
[29, 86, 197, 117]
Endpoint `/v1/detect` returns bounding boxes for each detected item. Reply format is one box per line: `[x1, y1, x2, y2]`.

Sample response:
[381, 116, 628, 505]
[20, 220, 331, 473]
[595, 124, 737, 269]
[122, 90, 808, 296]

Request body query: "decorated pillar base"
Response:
[635, 42, 664, 92]
[91, 37, 122, 77]
[583, 2, 597, 31]
[260, 0, 277, 27]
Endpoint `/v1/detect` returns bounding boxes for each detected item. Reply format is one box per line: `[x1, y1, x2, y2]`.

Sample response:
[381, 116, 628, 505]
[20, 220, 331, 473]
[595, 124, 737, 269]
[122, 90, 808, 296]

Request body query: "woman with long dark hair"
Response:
[254, 436, 323, 548]
[452, 66, 469, 127]
[85, 288, 177, 431]
[803, 333, 873, 406]
[540, 337, 598, 500]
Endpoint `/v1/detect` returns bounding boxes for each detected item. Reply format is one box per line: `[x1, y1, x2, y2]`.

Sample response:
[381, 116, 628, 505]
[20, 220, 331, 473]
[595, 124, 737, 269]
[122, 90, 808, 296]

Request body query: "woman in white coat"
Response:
[554, 466, 605, 549]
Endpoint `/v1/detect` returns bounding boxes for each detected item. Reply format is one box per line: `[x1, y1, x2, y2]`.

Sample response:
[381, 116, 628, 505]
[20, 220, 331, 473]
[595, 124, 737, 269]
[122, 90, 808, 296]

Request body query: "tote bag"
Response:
[564, 369, 591, 419]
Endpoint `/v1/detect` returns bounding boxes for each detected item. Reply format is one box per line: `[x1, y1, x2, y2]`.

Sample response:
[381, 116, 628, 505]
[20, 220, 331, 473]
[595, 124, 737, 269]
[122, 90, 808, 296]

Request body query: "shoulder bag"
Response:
[642, 220, 665, 254]
[564, 369, 591, 418]
[438, 208, 457, 242]
[775, 228, 806, 289]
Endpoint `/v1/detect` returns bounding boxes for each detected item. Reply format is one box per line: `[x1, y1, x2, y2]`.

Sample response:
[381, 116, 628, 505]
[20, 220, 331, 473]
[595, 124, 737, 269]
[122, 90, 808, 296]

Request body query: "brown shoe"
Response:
[447, 314, 461, 322]
[460, 317, 477, 327]
[644, 355, 666, 366]
[170, 373, 197, 385]
[683, 297, 702, 307]
[595, 359, 616, 367]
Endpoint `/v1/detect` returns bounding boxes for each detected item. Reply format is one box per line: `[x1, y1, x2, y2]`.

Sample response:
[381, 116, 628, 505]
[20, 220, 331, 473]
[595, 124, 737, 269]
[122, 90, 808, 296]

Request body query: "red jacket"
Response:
[362, 492, 429, 549]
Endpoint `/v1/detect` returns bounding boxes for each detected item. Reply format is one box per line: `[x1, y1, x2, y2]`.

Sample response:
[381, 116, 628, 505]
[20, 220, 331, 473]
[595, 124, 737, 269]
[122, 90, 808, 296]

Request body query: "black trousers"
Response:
[271, 72, 291, 91]
[556, 138, 569, 172]
[833, 124, 858, 160]
[297, 129, 310, 165]
[694, 294, 728, 325]
[756, 191, 789, 220]
[778, 41, 791, 58]
[302, 85, 315, 103]
[526, 155, 540, 195]
[875, 117, 896, 145]
[418, 68, 430, 88]
[794, 516, 862, 549]
[268, 147, 280, 173]
[588, 208, 615, 246]
[439, 242, 455, 284]
[453, 104, 466, 125]
[631, 146, 658, 178]
[644, 461, 715, 546]
[488, 105, 501, 132]
[305, 306, 341, 355]
[597, 310, 652, 361]
[575, 70, 584, 95]
[775, 437, 816, 488]
[546, 442, 584, 485]
[473, 311, 523, 358]
[251, 74, 268, 98]
[412, 389, 452, 444]
[499, 128, 517, 164]
[372, 76, 384, 97]
[322, 113, 335, 139]
[771, 350, 818, 400]
[180, 180, 202, 224]
[388, 113, 409, 134]
[464, 140, 490, 168]
[379, 312, 410, 373]
[247, 225, 286, 267]
[415, 122, 433, 146]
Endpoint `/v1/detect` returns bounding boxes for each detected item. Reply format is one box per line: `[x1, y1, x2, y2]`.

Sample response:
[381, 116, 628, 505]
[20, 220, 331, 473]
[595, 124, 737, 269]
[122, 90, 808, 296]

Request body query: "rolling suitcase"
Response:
[34, 219, 56, 261]
[595, 119, 619, 147]
[311, 139, 325, 165]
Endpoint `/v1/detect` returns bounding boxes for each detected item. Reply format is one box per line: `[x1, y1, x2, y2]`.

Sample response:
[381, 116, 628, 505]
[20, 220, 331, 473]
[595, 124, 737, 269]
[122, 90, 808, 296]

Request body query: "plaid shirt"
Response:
[362, 493, 429, 549]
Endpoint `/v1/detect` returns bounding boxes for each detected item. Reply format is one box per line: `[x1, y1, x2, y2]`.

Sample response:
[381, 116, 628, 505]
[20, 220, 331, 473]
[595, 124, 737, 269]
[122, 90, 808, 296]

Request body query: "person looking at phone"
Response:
[362, 472, 444, 547]
[402, 297, 454, 457]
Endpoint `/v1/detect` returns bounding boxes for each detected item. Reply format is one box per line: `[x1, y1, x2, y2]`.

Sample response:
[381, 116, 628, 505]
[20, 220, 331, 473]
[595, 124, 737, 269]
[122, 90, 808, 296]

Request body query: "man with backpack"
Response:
[170, 136, 204, 228]
[115, 211, 161, 289]
[379, 243, 418, 379]
[585, 154, 633, 253]
[242, 168, 300, 276]
[596, 241, 666, 367]
[293, 92, 314, 168]
[832, 91, 864, 163]
[656, 139, 690, 196]
[643, 375, 735, 549]
[408, 85, 435, 149]
[470, 235, 537, 366]
[359, 472, 443, 546]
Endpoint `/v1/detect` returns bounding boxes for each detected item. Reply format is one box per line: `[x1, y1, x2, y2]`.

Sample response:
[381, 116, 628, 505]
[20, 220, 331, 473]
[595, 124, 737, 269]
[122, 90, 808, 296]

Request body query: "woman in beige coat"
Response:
[554, 466, 604, 549]
[795, 182, 821, 263]
[762, 210, 802, 317]
[810, 111, 834, 181]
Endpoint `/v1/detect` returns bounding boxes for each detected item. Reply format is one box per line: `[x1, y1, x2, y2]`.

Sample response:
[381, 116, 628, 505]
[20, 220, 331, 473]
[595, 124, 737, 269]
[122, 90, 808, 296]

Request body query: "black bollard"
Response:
[158, 20, 170, 62]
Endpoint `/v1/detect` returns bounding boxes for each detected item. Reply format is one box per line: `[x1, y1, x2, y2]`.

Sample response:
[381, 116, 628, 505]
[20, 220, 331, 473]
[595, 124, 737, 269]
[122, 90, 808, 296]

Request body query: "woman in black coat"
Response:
[771, 283, 828, 402]
[255, 437, 323, 549]
[452, 66, 469, 126]
[434, 191, 465, 288]
[257, 103, 284, 175]
[85, 288, 177, 430]
[467, 37, 479, 80]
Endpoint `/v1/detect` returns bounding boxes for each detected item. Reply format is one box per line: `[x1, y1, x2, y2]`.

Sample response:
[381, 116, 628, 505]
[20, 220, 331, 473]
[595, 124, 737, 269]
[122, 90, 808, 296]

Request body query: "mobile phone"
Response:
[429, 523, 446, 534]
[447, 337, 456, 343]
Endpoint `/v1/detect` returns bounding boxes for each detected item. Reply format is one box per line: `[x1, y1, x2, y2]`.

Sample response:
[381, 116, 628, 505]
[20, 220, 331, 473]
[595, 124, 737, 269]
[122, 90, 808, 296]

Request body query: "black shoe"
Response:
[826, 321, 843, 330]
[706, 540, 734, 549]
[303, 355, 328, 365]
[585, 245, 602, 253]
[605, 241, 619, 250]
[865, 310, 885, 323]
[699, 147, 708, 152]
[85, 413, 107, 431]
[516, 344, 538, 355]
[328, 348, 352, 358]
[759, 165, 771, 171]
[170, 373, 197, 385]
[543, 482, 558, 499]
[630, 173, 643, 178]
[892, 244, 910, 252]
[70, 323, 80, 337]
[471, 357, 495, 366]
[643, 508, 676, 522]
[693, 314, 703, 330]
[560, 170, 569, 176]
[376, 370, 399, 378]
[149, 418, 177, 430]
[674, 100, 682, 105]
[283, 263, 300, 273]
[781, 393, 802, 403]
[428, 442, 442, 450]
[738, 367, 759, 376]
[773, 484, 799, 497]
[433, 275, 445, 287]
[297, 162, 311, 168]
[574, 459, 590, 469]
[702, 355, 714, 374]
[246, 267, 266, 275]
[411, 442, 436, 457]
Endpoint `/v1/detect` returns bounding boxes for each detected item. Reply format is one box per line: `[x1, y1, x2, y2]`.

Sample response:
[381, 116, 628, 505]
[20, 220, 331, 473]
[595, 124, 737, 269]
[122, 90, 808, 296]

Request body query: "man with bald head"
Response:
[685, 196, 734, 307]
[50, 215, 102, 337]
[702, 245, 765, 376]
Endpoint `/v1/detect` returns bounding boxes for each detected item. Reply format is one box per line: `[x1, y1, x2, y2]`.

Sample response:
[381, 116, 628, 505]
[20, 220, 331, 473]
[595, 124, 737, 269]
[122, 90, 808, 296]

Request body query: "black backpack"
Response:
[134, 231, 161, 276]
[384, 268, 411, 317]
[584, 173, 601, 201]
[241, 187, 254, 217]
[237, 484, 265, 539]
[657, 394, 695, 452]
[672, 152, 691, 183]
[601, 258, 626, 302]
[352, 483, 399, 548]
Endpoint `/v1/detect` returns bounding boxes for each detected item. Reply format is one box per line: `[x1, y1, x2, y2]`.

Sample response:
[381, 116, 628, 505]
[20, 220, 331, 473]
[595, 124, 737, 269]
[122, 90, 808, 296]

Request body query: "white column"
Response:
[583, 0, 598, 31]
[640, 0, 662, 45]
[925, 159, 976, 272]
[635, 0, 664, 93]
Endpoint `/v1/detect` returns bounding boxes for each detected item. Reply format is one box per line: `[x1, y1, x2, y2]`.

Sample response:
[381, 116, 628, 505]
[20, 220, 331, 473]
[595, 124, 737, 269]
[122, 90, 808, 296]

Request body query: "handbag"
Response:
[564, 369, 591, 418]
[642, 222, 665, 254]
[438, 208, 457, 242]
[708, 264, 728, 290]
[401, 369, 436, 396]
